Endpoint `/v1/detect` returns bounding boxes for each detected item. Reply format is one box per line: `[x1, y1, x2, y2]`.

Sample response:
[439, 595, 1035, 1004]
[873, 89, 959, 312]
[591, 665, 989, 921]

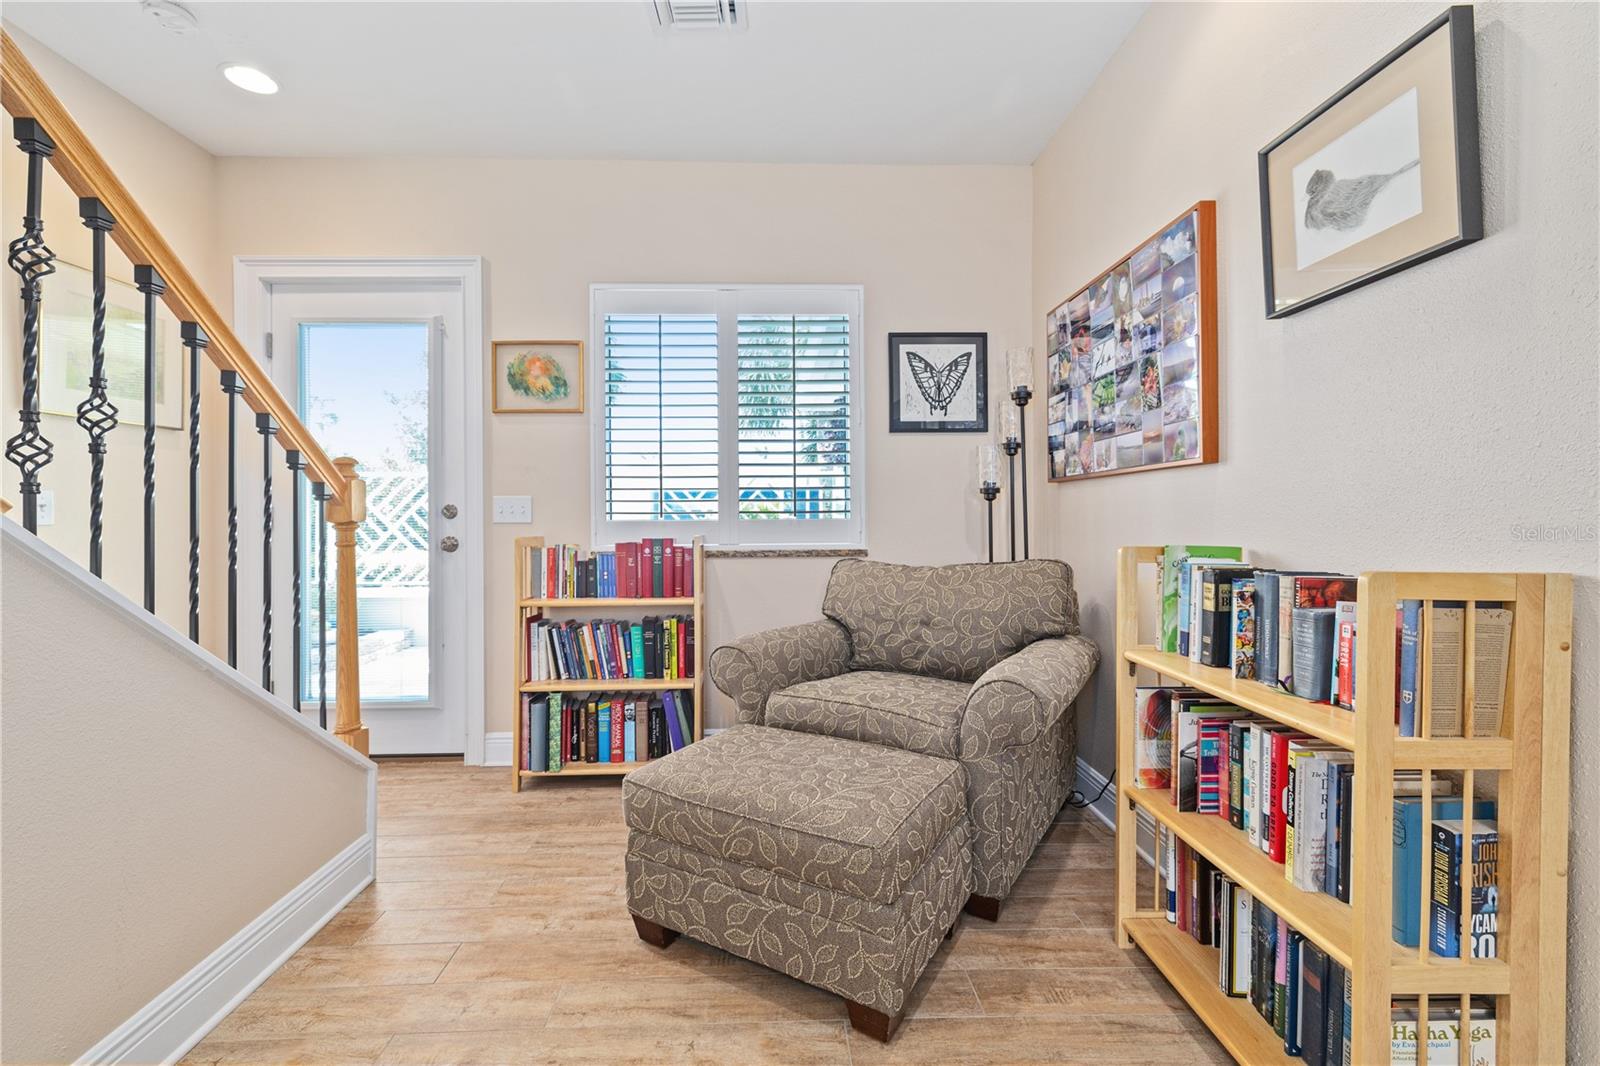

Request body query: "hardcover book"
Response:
[1277, 575, 1356, 691]
[1430, 818, 1499, 959]
[1290, 607, 1336, 702]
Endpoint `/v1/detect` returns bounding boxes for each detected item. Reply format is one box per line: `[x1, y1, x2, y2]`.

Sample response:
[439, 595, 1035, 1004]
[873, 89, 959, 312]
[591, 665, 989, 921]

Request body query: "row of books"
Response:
[523, 691, 695, 771]
[1162, 828, 1352, 1064]
[1156, 545, 1512, 737]
[1160, 830, 1497, 1064]
[531, 540, 695, 600]
[525, 616, 695, 682]
[1137, 687, 1499, 953]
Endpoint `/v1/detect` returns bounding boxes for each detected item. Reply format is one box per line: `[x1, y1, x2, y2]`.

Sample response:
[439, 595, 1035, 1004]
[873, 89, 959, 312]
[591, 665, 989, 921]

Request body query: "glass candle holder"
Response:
[999, 400, 1020, 445]
[1006, 346, 1035, 393]
[975, 443, 1000, 489]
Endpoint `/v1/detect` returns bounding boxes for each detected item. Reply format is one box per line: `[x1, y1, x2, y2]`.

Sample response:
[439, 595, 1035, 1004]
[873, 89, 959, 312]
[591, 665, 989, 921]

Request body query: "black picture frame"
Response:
[887, 332, 988, 433]
[1258, 5, 1481, 318]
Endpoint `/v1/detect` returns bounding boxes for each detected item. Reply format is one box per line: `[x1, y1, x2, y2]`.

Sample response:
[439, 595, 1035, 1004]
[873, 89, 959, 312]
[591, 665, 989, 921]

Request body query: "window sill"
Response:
[704, 547, 868, 560]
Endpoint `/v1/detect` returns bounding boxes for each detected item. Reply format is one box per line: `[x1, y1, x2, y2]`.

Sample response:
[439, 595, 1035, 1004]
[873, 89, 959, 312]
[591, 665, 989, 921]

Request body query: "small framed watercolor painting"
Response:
[493, 340, 584, 413]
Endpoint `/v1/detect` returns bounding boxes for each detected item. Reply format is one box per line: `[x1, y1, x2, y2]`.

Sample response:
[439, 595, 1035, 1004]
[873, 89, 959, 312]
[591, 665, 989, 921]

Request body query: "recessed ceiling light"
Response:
[221, 64, 278, 95]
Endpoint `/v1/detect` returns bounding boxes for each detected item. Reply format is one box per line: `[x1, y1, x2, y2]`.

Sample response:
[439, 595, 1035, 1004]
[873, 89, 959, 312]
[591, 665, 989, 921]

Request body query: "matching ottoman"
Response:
[623, 725, 971, 1041]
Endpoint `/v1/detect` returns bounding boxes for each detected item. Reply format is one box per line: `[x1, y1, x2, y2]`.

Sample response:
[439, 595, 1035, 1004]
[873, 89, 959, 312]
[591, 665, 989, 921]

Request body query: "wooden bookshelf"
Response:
[1114, 547, 1571, 1065]
[512, 536, 705, 789]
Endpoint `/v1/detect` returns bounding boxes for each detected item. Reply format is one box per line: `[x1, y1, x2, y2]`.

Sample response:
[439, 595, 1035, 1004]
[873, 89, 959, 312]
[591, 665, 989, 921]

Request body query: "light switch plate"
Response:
[492, 495, 533, 524]
[36, 489, 54, 526]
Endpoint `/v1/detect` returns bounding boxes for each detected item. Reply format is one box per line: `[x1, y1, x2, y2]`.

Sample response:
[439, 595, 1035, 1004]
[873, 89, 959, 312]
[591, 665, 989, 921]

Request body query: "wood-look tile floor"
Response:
[183, 760, 1229, 1066]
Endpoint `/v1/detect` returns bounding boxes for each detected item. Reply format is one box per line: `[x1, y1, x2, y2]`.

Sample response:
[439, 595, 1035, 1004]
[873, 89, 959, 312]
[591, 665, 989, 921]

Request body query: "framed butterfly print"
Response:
[1044, 201, 1217, 482]
[887, 332, 987, 433]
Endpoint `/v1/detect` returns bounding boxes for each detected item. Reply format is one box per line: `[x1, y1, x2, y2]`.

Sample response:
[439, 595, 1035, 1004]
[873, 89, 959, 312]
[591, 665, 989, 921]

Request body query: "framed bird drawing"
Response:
[1258, 5, 1481, 317]
[888, 332, 987, 432]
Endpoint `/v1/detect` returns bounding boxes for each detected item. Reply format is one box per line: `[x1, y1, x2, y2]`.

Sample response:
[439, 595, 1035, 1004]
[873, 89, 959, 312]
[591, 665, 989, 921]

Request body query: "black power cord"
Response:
[1066, 769, 1115, 810]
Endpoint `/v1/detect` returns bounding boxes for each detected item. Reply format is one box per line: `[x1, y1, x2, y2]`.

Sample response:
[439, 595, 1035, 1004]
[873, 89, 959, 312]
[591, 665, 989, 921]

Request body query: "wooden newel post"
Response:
[327, 456, 369, 755]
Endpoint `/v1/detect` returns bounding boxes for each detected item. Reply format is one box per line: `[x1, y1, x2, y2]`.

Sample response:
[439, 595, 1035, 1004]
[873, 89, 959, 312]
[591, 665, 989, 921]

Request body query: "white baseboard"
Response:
[483, 731, 513, 767]
[77, 834, 375, 1065]
[1073, 756, 1118, 831]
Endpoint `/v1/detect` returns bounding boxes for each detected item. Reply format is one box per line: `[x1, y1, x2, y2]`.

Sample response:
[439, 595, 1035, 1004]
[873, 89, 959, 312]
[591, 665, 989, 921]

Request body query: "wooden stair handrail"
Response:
[0, 30, 353, 502]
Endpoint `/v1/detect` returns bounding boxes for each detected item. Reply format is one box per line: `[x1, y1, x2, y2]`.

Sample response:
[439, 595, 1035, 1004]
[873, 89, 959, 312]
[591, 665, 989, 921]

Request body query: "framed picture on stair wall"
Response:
[1044, 201, 1217, 482]
[1258, 5, 1481, 318]
[887, 332, 987, 433]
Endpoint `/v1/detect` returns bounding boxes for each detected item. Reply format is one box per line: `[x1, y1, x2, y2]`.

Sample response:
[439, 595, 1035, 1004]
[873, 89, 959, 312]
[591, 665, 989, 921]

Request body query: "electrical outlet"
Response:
[36, 489, 54, 526]
[492, 495, 533, 524]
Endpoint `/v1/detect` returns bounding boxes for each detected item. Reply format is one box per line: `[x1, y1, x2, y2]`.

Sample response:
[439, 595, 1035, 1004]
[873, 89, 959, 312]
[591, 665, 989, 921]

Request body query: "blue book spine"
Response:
[1256, 573, 1279, 685]
[1398, 600, 1423, 737]
[1391, 797, 1495, 946]
[597, 702, 612, 763]
[663, 691, 685, 751]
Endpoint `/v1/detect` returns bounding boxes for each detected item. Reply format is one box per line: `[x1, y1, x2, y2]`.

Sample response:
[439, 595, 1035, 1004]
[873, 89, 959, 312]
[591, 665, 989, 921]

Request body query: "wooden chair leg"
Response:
[846, 999, 903, 1043]
[964, 893, 1002, 922]
[631, 913, 678, 948]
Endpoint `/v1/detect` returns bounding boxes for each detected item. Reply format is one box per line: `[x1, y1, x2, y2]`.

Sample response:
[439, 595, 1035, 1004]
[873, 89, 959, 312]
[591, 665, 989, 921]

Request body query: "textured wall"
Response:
[1031, 2, 1598, 1056]
[0, 529, 371, 1064]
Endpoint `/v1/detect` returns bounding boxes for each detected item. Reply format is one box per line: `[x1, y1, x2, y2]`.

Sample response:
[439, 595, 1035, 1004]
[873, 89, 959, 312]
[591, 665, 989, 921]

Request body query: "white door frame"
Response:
[233, 256, 488, 764]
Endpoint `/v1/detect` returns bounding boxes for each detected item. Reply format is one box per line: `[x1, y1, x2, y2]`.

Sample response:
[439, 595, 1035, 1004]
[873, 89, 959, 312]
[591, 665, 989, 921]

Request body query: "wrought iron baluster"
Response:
[220, 371, 244, 667]
[313, 482, 330, 729]
[286, 451, 307, 713]
[257, 413, 277, 692]
[181, 323, 207, 643]
[76, 198, 117, 575]
[6, 118, 57, 534]
[133, 265, 166, 613]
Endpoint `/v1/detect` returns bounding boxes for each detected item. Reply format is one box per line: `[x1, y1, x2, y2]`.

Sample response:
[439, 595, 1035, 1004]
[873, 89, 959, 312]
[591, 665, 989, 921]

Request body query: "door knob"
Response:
[441, 504, 458, 519]
[440, 535, 459, 553]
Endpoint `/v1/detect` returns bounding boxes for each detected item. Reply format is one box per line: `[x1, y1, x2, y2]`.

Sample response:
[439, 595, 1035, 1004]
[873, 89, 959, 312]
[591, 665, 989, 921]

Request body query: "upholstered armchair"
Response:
[709, 558, 1099, 916]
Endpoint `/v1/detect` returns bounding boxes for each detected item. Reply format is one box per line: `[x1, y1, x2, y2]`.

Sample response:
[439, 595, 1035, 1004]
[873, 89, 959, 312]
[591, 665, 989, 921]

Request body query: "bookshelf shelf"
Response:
[1123, 917, 1297, 1065]
[518, 678, 695, 693]
[1126, 785, 1352, 970]
[519, 596, 696, 609]
[1115, 547, 1572, 1064]
[512, 536, 705, 787]
[1123, 646, 1356, 749]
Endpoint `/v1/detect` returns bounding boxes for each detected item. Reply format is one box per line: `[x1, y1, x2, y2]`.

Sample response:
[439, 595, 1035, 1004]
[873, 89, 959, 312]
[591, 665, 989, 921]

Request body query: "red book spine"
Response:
[661, 539, 674, 597]
[1269, 732, 1290, 863]
[622, 544, 637, 598]
[610, 699, 624, 762]
[1337, 621, 1355, 709]
[560, 701, 570, 765]
[677, 618, 687, 673]
[545, 547, 556, 600]
[1176, 840, 1190, 933]
[1217, 724, 1231, 820]
[674, 547, 686, 597]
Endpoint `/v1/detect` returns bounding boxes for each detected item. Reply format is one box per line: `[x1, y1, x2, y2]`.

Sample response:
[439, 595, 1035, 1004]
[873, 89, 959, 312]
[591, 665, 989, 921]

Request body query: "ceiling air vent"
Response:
[652, 0, 743, 31]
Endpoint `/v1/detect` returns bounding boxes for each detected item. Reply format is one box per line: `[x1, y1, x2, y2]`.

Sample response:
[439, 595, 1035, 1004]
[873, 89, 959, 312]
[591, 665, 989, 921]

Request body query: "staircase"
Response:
[1, 31, 379, 1064]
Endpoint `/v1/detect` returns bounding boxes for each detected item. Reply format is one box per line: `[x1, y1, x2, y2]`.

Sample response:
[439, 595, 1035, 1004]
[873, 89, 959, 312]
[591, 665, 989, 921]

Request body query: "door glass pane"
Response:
[298, 322, 431, 704]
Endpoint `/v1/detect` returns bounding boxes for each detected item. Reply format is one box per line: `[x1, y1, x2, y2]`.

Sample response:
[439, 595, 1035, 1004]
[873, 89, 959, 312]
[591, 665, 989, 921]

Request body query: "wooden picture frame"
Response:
[887, 332, 988, 433]
[492, 340, 584, 414]
[1044, 201, 1218, 482]
[1258, 6, 1481, 318]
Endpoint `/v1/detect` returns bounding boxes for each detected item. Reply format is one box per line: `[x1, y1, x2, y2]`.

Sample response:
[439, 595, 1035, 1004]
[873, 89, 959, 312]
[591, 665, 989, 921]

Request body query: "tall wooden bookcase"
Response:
[512, 535, 705, 789]
[1113, 546, 1571, 1064]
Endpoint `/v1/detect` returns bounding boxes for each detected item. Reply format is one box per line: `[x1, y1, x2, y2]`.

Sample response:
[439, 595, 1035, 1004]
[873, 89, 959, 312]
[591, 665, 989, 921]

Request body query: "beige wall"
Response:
[1030, 2, 1598, 1056]
[0, 27, 237, 654]
[211, 157, 1036, 734]
[1, 526, 371, 1064]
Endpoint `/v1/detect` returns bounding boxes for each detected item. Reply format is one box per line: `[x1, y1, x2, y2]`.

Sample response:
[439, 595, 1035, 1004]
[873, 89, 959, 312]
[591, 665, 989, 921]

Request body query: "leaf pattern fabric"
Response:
[707, 618, 852, 726]
[821, 558, 1080, 683]
[765, 670, 970, 759]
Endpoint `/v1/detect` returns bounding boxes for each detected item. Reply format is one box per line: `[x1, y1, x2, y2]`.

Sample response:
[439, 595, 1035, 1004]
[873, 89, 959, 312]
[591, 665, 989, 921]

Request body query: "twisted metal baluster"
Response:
[6, 119, 57, 533]
[313, 482, 330, 729]
[286, 451, 307, 713]
[76, 198, 117, 575]
[182, 322, 208, 642]
[133, 265, 166, 613]
[220, 371, 245, 668]
[257, 413, 277, 692]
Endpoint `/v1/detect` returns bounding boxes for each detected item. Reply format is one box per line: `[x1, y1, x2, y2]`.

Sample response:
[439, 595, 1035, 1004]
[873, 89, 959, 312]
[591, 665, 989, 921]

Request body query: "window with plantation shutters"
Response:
[601, 313, 720, 522]
[591, 286, 864, 549]
[736, 315, 851, 521]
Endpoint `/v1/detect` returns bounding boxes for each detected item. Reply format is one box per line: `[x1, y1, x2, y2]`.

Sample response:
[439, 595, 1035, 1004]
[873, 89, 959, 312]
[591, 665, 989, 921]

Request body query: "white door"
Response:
[265, 283, 470, 754]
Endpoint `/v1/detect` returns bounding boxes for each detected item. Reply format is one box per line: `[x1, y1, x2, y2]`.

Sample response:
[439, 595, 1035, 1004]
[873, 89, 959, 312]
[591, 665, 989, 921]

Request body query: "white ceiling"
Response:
[4, 1, 1146, 164]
